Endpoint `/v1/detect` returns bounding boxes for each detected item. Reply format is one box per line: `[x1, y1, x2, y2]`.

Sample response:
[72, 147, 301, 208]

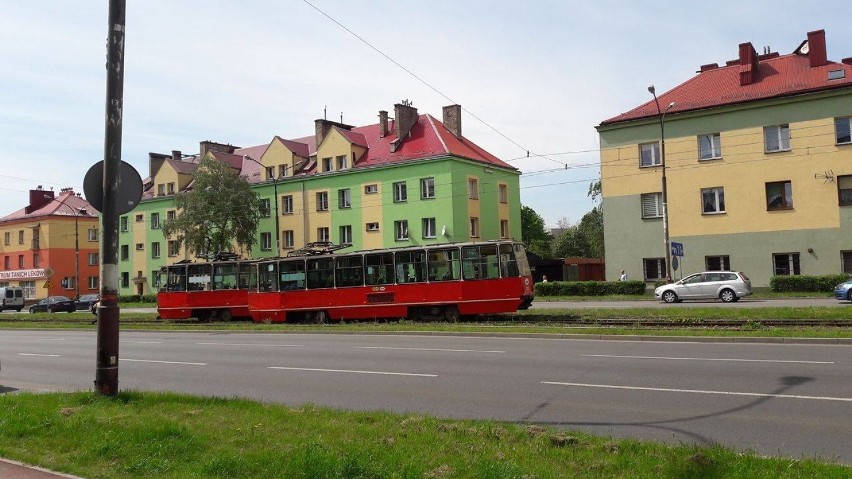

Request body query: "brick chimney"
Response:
[807, 29, 828, 67]
[378, 110, 389, 138]
[25, 186, 53, 214]
[315, 119, 354, 148]
[199, 140, 237, 158]
[391, 103, 418, 153]
[738, 42, 759, 86]
[148, 152, 169, 179]
[442, 104, 462, 138]
[171, 150, 182, 161]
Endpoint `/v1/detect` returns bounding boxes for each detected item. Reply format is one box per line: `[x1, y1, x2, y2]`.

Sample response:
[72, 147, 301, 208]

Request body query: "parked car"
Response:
[28, 296, 77, 313]
[834, 279, 852, 302]
[74, 294, 99, 311]
[654, 271, 752, 303]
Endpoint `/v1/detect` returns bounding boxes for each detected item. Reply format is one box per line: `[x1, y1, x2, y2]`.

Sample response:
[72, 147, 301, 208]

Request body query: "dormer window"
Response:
[336, 155, 348, 170]
[279, 164, 289, 178]
[322, 157, 333, 172]
[828, 69, 846, 81]
[265, 167, 274, 180]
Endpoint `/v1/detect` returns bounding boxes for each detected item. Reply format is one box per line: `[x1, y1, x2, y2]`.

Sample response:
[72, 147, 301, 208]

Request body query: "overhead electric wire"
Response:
[300, 0, 568, 168]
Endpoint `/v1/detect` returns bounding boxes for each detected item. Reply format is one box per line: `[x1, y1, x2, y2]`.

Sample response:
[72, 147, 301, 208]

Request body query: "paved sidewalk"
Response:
[0, 458, 84, 479]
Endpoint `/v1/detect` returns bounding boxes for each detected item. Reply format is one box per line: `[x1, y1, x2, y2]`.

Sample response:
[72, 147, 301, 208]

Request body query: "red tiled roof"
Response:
[335, 127, 368, 149]
[274, 136, 310, 158]
[601, 53, 852, 125]
[1, 190, 96, 222]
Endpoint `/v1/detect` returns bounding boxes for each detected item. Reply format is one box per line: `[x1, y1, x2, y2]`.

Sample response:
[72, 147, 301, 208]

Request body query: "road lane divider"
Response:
[356, 346, 505, 354]
[542, 381, 852, 402]
[582, 354, 833, 364]
[122, 359, 207, 366]
[268, 366, 436, 377]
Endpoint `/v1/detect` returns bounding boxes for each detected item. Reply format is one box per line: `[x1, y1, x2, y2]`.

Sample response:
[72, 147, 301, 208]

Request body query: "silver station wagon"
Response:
[654, 271, 752, 303]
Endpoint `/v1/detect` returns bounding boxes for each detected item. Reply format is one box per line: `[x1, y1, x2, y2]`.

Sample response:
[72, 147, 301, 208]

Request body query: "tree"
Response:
[520, 205, 551, 257]
[552, 179, 604, 258]
[162, 156, 262, 258]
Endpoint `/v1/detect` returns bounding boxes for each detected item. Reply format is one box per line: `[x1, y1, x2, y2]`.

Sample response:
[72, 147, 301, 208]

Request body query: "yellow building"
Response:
[597, 30, 852, 287]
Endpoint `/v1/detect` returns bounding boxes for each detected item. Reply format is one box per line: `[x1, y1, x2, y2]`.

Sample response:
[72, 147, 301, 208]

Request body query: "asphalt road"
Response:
[1, 330, 850, 464]
[532, 297, 849, 308]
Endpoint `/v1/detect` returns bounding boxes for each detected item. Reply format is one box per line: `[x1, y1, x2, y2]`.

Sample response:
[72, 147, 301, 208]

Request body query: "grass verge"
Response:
[0, 391, 848, 479]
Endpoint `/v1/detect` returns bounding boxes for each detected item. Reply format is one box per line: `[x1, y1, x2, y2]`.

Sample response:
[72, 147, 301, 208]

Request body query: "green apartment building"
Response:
[597, 30, 852, 287]
[119, 103, 521, 295]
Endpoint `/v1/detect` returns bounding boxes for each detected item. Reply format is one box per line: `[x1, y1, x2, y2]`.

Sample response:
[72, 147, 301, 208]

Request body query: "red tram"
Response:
[156, 241, 534, 322]
[248, 240, 533, 323]
[157, 253, 257, 321]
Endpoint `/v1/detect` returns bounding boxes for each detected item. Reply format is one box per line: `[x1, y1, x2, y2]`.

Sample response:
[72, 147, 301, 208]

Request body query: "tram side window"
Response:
[187, 264, 212, 291]
[259, 262, 279, 292]
[336, 255, 364, 287]
[365, 252, 395, 285]
[307, 258, 334, 289]
[165, 267, 187, 291]
[279, 259, 306, 290]
[462, 246, 498, 280]
[393, 250, 425, 283]
[512, 243, 531, 277]
[498, 243, 519, 277]
[428, 247, 461, 281]
[213, 263, 238, 290]
[239, 262, 255, 289]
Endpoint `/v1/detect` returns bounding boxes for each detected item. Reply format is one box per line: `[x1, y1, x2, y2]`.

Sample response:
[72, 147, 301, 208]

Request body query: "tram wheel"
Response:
[407, 307, 422, 322]
[443, 306, 460, 323]
[313, 310, 328, 324]
[219, 309, 232, 322]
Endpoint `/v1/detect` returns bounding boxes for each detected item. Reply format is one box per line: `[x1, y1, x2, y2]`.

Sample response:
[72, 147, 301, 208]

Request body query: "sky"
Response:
[2, 1, 851, 227]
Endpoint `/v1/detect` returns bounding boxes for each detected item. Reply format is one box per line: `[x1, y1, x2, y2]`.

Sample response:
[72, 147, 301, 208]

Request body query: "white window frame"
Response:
[120, 216, 129, 232]
[88, 228, 98, 241]
[500, 219, 509, 239]
[366, 222, 380, 232]
[260, 232, 272, 251]
[265, 166, 275, 180]
[336, 155, 348, 170]
[701, 187, 725, 215]
[469, 217, 479, 237]
[279, 164, 289, 178]
[151, 212, 160, 229]
[168, 240, 179, 257]
[498, 184, 508, 203]
[705, 255, 731, 271]
[422, 218, 436, 239]
[283, 230, 295, 249]
[773, 252, 801, 276]
[260, 199, 271, 217]
[641, 192, 663, 219]
[339, 225, 352, 245]
[317, 227, 330, 242]
[167, 182, 176, 194]
[88, 276, 99, 290]
[764, 124, 791, 152]
[393, 181, 407, 202]
[151, 242, 161, 259]
[338, 189, 351, 209]
[468, 178, 479, 199]
[364, 184, 378, 194]
[394, 220, 408, 241]
[643, 257, 666, 281]
[639, 142, 661, 167]
[322, 157, 332, 172]
[282, 195, 294, 214]
[88, 252, 98, 265]
[698, 133, 722, 160]
[836, 117, 852, 145]
[420, 177, 435, 199]
[316, 192, 329, 211]
[135, 243, 144, 251]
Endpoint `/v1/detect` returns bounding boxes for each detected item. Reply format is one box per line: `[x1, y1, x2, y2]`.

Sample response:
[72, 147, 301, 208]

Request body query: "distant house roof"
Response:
[1, 189, 96, 222]
[600, 30, 852, 126]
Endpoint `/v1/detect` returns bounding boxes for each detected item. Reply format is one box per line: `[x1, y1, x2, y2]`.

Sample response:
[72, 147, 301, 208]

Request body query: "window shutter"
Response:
[642, 193, 661, 218]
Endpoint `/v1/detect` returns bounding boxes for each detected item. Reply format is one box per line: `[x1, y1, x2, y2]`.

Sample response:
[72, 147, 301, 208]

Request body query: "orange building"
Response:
[0, 187, 99, 302]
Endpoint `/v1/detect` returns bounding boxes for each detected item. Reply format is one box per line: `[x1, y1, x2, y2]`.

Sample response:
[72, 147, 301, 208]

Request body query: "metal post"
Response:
[648, 85, 675, 282]
[95, 0, 126, 396]
[244, 156, 280, 255]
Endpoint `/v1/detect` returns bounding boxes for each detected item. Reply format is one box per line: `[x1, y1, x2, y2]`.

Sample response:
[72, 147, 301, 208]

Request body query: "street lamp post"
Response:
[49, 194, 88, 300]
[244, 155, 280, 255]
[647, 85, 675, 282]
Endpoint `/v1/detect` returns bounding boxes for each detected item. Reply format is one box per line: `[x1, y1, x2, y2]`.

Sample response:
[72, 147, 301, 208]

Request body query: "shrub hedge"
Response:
[769, 274, 851, 292]
[534, 280, 647, 296]
[118, 294, 158, 303]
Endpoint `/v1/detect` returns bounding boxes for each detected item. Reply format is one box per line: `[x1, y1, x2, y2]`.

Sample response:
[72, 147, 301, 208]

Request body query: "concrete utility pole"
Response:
[95, 0, 126, 396]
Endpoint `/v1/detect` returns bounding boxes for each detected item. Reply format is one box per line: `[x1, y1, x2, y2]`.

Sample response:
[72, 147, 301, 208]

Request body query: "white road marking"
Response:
[583, 354, 833, 364]
[542, 381, 852, 403]
[123, 341, 164, 344]
[18, 353, 61, 357]
[357, 346, 505, 354]
[268, 366, 437, 377]
[122, 359, 207, 366]
[197, 342, 303, 347]
[38, 338, 68, 341]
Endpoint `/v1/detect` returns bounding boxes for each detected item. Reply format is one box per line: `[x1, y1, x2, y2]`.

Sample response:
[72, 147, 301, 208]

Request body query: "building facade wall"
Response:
[600, 90, 852, 286]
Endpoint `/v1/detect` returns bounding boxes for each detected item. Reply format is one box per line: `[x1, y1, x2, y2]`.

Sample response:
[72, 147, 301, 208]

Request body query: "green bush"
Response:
[770, 274, 851, 292]
[534, 280, 646, 296]
[118, 294, 158, 303]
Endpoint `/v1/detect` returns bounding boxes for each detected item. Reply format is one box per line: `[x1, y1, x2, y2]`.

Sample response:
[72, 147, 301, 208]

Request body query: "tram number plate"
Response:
[366, 292, 395, 304]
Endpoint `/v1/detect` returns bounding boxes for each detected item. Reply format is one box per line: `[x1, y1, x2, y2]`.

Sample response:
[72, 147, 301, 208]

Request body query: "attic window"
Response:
[828, 69, 846, 81]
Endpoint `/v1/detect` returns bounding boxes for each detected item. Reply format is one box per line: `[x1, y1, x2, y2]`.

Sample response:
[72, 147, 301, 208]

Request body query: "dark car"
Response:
[74, 294, 99, 311]
[29, 296, 76, 313]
